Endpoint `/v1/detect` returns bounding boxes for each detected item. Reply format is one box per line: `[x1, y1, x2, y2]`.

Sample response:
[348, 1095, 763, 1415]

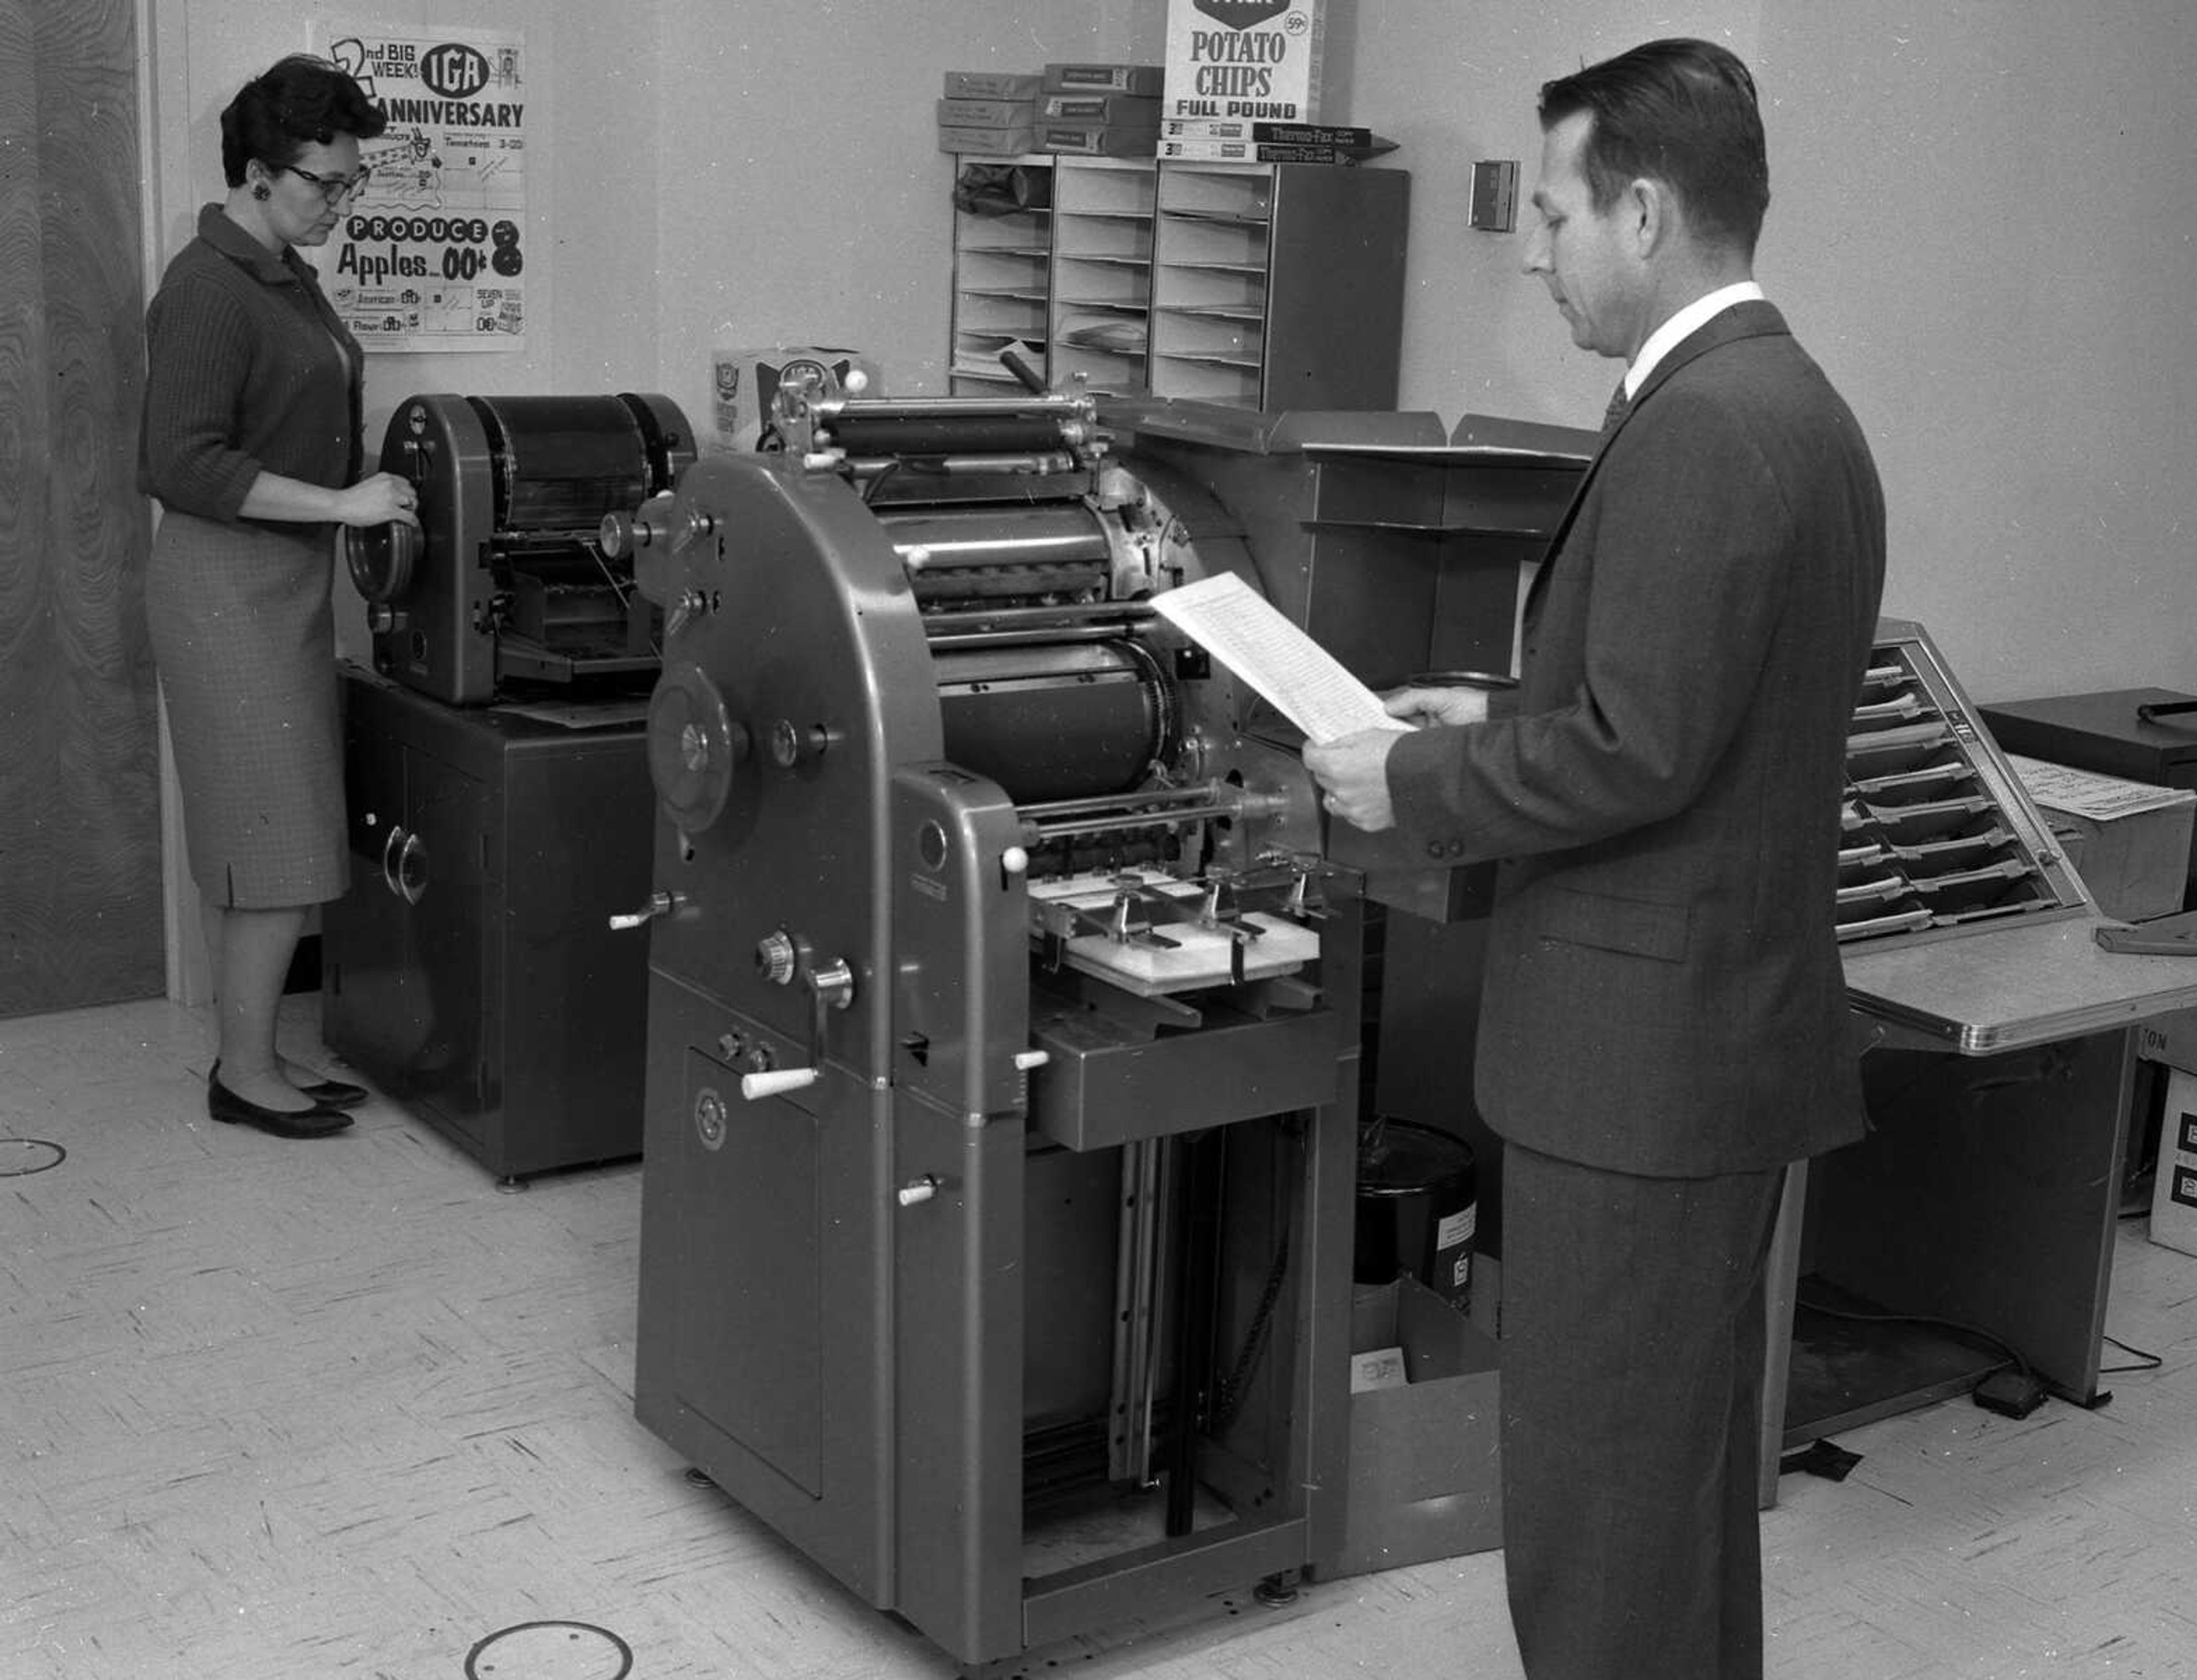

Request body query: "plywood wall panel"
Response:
[0, 0, 162, 1018]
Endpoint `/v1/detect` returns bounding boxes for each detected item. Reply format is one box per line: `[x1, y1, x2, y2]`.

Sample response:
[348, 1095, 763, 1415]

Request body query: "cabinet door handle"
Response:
[394, 831, 428, 905]
[381, 824, 409, 897]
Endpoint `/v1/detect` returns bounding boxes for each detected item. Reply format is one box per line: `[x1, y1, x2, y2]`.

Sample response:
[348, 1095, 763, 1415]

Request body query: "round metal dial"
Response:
[645, 661, 747, 832]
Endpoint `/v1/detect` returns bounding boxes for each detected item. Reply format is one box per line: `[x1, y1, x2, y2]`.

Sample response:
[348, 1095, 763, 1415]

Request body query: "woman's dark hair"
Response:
[220, 54, 386, 186]
[1539, 38, 1770, 259]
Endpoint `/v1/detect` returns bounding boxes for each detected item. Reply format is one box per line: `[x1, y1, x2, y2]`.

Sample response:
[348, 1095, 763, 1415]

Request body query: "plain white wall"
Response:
[1760, 1, 2197, 703]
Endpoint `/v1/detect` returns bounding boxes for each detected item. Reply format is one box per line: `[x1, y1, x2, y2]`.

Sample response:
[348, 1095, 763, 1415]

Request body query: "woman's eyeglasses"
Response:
[282, 164, 372, 202]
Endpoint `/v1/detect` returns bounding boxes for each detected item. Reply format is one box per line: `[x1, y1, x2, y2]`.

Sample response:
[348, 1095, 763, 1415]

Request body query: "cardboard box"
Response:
[1038, 121, 1161, 157]
[2138, 1007, 2197, 1074]
[2148, 1065, 2197, 1257]
[1043, 61, 1165, 96]
[2006, 754, 2197, 922]
[938, 96, 1038, 129]
[1157, 138, 1347, 164]
[1038, 91, 1162, 124]
[1164, 0, 1330, 124]
[708, 345, 880, 454]
[1161, 117, 1374, 145]
[944, 70, 1044, 100]
[1332, 1275, 1502, 1578]
[938, 123, 1039, 157]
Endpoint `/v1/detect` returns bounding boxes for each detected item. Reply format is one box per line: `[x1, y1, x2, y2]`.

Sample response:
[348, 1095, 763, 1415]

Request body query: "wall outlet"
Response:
[1470, 159, 1518, 232]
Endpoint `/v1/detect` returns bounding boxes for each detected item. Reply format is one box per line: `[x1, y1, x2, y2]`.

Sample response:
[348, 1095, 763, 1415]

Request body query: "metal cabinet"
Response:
[322, 667, 653, 1182]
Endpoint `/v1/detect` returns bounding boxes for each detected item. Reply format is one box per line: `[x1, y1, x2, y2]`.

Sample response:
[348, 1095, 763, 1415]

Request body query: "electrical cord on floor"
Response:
[1795, 1289, 2049, 1419]
[2099, 1333, 2163, 1375]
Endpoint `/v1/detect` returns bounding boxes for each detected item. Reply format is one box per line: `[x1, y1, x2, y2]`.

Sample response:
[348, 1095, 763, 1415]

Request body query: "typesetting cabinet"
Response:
[949, 155, 1408, 408]
[321, 666, 653, 1183]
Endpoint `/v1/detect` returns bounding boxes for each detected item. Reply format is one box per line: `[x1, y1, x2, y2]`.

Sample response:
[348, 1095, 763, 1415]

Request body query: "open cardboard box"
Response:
[1332, 1270, 1504, 1576]
[2148, 1065, 2197, 1258]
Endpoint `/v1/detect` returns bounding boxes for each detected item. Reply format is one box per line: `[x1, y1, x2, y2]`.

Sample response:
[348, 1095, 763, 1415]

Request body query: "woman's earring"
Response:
[252, 182, 271, 201]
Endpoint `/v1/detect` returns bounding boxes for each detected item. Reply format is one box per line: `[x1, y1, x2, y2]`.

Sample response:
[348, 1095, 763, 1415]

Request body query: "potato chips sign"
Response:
[1164, 0, 1331, 122]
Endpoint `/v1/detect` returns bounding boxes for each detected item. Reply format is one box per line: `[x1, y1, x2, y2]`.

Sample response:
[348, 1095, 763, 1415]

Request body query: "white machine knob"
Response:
[740, 1067, 819, 1101]
[897, 1174, 939, 1207]
[1001, 845, 1030, 876]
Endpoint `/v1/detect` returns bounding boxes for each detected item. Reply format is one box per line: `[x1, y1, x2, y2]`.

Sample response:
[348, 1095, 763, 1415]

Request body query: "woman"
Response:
[141, 55, 419, 1139]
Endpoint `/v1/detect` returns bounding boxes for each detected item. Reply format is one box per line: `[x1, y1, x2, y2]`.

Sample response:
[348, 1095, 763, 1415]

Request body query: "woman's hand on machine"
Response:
[339, 471, 421, 529]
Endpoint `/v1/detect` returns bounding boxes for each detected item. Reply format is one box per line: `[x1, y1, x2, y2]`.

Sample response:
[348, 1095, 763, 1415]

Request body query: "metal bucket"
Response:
[1354, 1117, 1477, 1312]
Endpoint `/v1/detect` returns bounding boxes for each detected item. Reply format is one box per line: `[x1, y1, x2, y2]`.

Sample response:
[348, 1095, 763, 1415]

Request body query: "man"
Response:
[1304, 39, 1886, 1679]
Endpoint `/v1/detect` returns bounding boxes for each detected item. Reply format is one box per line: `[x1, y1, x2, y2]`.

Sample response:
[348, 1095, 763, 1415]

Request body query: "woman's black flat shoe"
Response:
[208, 1061, 370, 1111]
[297, 1075, 369, 1109]
[207, 1078, 354, 1139]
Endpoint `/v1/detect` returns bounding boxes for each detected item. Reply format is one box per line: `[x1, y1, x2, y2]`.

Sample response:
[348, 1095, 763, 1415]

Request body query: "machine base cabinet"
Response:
[322, 668, 653, 1182]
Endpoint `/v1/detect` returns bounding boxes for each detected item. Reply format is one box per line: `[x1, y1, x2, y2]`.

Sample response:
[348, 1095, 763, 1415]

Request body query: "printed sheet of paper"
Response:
[1151, 572, 1410, 743]
[2008, 754, 2197, 820]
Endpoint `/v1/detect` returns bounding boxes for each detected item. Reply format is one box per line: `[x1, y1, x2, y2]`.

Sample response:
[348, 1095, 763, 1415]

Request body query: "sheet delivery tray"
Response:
[1026, 989, 1343, 1151]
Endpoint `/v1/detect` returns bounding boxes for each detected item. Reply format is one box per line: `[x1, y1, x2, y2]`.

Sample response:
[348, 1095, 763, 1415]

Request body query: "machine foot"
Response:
[681, 1466, 717, 1491]
[494, 1175, 529, 1194]
[1253, 1570, 1301, 1607]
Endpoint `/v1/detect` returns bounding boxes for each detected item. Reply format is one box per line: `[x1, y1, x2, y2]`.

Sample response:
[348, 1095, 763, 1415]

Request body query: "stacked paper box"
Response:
[939, 70, 1041, 156]
[1038, 62, 1164, 156]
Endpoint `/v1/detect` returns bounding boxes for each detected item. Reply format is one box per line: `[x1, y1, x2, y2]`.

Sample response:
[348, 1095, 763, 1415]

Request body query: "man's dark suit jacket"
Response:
[1387, 300, 1887, 1177]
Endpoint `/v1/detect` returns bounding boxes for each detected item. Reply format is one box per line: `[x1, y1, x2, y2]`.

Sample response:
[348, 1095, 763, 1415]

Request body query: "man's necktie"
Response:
[1599, 381, 1631, 441]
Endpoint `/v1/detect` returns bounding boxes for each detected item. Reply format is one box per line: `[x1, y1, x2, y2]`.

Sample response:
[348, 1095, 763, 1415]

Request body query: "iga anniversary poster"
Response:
[316, 24, 528, 350]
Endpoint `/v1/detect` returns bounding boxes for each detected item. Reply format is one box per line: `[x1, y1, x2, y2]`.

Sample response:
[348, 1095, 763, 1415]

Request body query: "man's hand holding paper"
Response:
[1304, 685, 1491, 832]
[1148, 573, 1501, 833]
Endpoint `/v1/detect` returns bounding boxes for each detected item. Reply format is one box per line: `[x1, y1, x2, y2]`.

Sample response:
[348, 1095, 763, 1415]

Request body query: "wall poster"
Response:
[314, 23, 528, 351]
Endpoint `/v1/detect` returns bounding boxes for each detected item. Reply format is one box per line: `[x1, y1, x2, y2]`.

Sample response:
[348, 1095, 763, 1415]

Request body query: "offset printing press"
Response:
[321, 393, 695, 1182]
[605, 382, 1586, 1670]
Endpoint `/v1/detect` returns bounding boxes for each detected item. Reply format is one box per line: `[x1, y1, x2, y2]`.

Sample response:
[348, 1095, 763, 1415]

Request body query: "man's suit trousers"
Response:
[1498, 1141, 1785, 1680]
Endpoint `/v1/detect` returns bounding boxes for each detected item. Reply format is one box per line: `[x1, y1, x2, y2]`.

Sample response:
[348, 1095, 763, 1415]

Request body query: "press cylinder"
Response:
[467, 394, 661, 531]
[824, 415, 1077, 457]
[879, 504, 1115, 603]
[933, 640, 1172, 804]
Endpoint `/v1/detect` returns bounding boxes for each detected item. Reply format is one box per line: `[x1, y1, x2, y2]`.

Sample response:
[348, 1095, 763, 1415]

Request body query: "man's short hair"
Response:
[1539, 38, 1770, 259]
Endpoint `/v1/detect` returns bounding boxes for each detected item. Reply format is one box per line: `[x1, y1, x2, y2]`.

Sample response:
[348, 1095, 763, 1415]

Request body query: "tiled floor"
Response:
[3, 995, 2195, 1678]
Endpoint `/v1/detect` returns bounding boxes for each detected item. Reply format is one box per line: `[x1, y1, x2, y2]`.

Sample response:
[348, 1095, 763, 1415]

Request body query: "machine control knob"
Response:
[897, 1174, 941, 1208]
[755, 930, 799, 985]
[1013, 1048, 1050, 1071]
[1001, 845, 1030, 876]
